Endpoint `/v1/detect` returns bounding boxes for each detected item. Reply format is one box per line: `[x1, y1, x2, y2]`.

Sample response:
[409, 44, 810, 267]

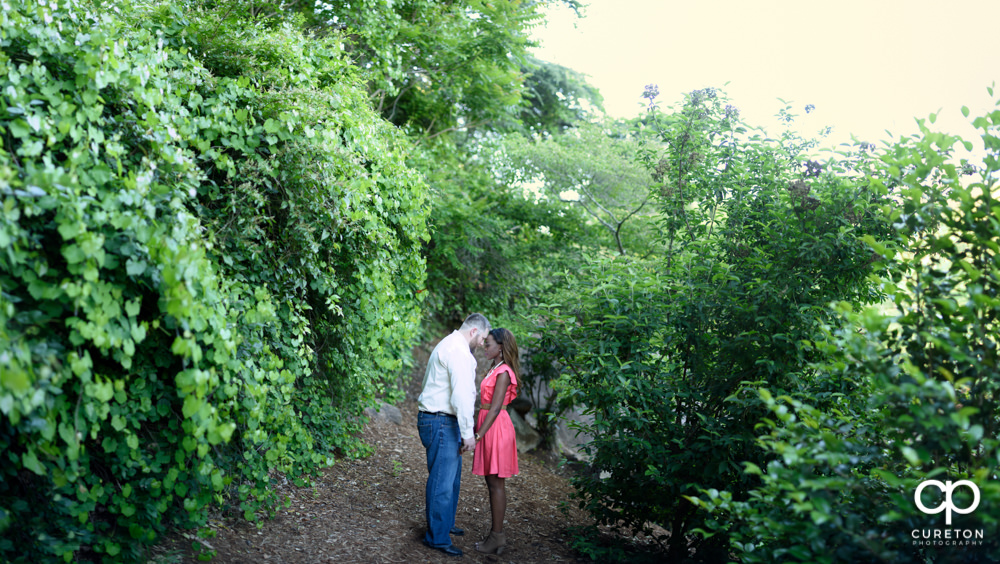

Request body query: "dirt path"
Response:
[155, 341, 594, 564]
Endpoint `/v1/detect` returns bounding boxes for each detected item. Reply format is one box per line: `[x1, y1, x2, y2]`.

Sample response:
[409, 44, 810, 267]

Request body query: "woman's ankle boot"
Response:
[475, 531, 506, 555]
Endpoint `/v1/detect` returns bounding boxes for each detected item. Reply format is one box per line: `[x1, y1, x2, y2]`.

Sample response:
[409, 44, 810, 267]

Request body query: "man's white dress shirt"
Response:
[417, 331, 478, 440]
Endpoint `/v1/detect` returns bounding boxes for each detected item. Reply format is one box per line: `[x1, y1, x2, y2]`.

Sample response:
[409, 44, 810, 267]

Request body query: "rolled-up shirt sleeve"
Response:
[449, 350, 478, 440]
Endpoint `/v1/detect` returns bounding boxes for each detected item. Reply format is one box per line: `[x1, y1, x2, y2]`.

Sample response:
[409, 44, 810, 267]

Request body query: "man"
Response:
[417, 313, 490, 557]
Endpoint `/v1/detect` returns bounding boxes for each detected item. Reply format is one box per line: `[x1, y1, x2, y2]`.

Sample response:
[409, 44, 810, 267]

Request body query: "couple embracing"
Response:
[417, 313, 519, 557]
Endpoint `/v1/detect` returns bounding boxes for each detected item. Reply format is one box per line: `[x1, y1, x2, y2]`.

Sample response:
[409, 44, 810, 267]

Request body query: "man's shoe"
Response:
[423, 540, 463, 557]
[450, 526, 464, 536]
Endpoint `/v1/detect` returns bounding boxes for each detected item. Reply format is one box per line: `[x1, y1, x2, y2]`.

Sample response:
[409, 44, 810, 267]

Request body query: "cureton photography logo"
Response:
[911, 479, 985, 547]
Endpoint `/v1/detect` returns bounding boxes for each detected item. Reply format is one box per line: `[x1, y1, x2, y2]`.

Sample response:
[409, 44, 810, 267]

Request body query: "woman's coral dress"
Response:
[472, 363, 519, 478]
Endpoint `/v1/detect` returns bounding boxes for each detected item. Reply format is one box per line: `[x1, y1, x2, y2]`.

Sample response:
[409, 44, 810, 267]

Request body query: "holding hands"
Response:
[460, 436, 476, 454]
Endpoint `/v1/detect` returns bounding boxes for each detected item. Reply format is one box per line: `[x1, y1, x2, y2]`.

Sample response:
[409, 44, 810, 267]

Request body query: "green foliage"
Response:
[417, 136, 591, 327]
[292, 1, 604, 333]
[309, 0, 552, 137]
[500, 120, 657, 255]
[694, 103, 1000, 563]
[518, 57, 604, 135]
[184, 5, 428, 451]
[198, 0, 588, 137]
[0, 0, 427, 561]
[544, 89, 891, 560]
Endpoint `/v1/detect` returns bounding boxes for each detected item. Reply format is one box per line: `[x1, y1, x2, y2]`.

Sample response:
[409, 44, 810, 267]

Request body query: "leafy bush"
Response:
[0, 1, 427, 561]
[694, 104, 1000, 563]
[416, 132, 595, 329]
[546, 90, 892, 560]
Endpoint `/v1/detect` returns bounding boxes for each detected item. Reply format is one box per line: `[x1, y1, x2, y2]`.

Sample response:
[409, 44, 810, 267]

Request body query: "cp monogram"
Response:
[914, 480, 980, 525]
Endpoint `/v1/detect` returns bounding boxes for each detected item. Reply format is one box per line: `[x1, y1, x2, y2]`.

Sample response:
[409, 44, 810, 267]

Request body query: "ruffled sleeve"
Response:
[494, 365, 517, 403]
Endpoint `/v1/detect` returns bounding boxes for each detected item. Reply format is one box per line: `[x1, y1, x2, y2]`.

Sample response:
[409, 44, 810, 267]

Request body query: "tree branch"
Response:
[580, 181, 622, 227]
[417, 119, 489, 143]
[572, 197, 618, 247]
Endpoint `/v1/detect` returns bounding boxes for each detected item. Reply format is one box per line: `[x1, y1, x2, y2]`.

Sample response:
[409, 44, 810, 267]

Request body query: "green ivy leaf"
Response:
[21, 450, 46, 476]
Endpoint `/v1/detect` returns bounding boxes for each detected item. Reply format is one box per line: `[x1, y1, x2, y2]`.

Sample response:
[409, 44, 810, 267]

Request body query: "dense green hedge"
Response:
[695, 110, 1000, 563]
[0, 1, 427, 561]
[539, 91, 894, 561]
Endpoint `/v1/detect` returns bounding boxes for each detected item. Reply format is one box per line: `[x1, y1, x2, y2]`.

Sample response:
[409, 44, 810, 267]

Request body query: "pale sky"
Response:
[531, 0, 1000, 156]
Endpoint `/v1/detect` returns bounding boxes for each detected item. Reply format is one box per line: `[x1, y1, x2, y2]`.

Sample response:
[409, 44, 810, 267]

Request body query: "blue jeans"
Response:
[418, 411, 462, 548]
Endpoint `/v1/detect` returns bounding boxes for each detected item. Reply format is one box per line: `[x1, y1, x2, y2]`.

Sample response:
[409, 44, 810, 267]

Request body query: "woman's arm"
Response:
[476, 371, 511, 441]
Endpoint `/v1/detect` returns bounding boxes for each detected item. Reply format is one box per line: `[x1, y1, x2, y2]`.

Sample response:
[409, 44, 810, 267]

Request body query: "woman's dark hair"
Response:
[489, 328, 520, 391]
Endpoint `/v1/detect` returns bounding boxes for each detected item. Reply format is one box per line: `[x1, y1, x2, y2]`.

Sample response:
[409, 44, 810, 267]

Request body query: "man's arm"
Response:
[449, 349, 478, 442]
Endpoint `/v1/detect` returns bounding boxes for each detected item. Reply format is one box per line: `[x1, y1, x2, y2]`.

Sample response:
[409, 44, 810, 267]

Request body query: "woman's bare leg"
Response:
[485, 474, 506, 532]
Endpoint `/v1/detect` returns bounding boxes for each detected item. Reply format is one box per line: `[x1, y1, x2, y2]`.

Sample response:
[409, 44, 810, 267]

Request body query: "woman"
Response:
[471, 328, 520, 555]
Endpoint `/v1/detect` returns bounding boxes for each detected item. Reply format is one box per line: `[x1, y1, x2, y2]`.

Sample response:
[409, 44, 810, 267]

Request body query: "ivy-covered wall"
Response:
[0, 1, 428, 561]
